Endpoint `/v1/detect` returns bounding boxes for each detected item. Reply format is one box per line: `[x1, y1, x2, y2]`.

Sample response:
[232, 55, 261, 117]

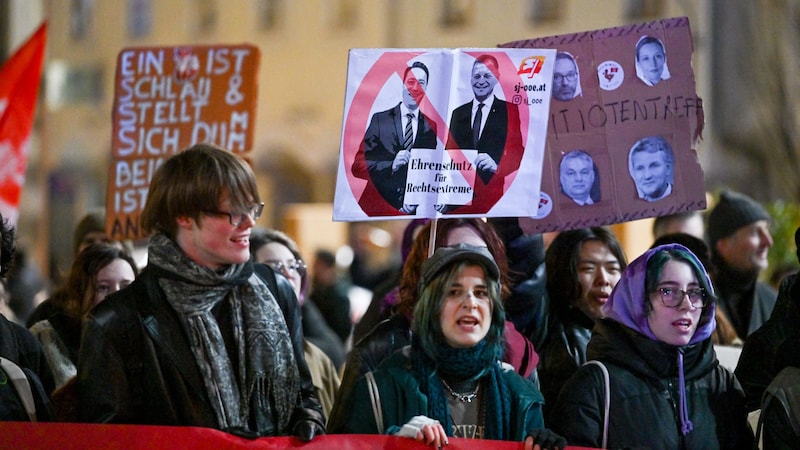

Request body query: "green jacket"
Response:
[339, 347, 545, 440]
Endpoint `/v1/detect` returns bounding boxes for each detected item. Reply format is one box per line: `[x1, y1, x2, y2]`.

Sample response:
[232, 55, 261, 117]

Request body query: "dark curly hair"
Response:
[0, 213, 15, 278]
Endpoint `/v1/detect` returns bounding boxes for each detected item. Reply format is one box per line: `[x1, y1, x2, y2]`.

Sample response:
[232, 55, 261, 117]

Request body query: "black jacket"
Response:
[327, 314, 411, 433]
[77, 263, 324, 435]
[0, 314, 55, 421]
[736, 273, 800, 411]
[551, 319, 753, 449]
[537, 306, 593, 422]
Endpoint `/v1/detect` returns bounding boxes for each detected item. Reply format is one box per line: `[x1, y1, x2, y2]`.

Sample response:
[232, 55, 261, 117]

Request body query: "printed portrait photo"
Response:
[635, 35, 670, 86]
[628, 136, 674, 202]
[552, 52, 582, 101]
[559, 150, 600, 206]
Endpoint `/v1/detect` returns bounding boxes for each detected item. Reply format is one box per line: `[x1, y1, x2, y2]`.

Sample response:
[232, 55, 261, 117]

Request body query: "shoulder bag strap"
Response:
[583, 360, 610, 449]
[365, 371, 384, 434]
[0, 357, 36, 421]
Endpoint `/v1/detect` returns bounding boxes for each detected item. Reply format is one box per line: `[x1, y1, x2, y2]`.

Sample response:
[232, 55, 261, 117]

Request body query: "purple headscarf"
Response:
[603, 243, 716, 344]
[601, 243, 717, 436]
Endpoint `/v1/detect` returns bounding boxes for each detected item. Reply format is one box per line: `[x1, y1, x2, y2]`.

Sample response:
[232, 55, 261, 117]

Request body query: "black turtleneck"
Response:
[714, 262, 759, 339]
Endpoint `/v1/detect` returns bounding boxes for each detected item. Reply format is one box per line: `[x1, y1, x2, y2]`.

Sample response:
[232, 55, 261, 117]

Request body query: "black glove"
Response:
[222, 426, 260, 440]
[292, 419, 325, 442]
[527, 428, 567, 450]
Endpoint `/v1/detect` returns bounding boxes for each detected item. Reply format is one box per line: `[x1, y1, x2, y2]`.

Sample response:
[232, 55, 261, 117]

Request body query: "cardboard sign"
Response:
[106, 44, 260, 240]
[333, 48, 555, 221]
[499, 17, 706, 233]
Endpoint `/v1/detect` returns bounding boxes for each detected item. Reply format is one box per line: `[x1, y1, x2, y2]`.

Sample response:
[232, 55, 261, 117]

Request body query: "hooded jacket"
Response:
[550, 244, 752, 449]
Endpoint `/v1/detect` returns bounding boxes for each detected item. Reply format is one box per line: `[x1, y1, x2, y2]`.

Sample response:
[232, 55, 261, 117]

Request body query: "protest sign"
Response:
[333, 48, 555, 221]
[499, 16, 706, 233]
[106, 44, 260, 240]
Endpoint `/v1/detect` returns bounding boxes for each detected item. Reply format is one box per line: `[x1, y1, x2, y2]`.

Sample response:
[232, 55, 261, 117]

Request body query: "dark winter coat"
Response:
[551, 244, 753, 449]
[339, 348, 544, 440]
[736, 273, 800, 411]
[77, 264, 324, 434]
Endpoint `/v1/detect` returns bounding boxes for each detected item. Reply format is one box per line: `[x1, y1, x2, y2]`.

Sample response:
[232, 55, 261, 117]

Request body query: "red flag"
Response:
[0, 22, 47, 225]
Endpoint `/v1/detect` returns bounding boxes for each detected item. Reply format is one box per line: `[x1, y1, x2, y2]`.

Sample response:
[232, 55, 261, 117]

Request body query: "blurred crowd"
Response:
[1, 144, 798, 449]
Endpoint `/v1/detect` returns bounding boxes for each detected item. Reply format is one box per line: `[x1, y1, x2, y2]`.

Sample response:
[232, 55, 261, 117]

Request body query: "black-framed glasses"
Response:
[265, 259, 307, 275]
[651, 287, 708, 309]
[203, 203, 264, 227]
[553, 72, 578, 83]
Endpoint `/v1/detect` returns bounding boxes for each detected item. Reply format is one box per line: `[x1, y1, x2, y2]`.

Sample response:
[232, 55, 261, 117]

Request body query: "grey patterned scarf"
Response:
[148, 233, 300, 434]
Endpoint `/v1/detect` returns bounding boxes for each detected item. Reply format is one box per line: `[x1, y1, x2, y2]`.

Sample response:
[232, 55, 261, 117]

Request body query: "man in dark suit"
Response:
[445, 54, 524, 214]
[352, 61, 438, 215]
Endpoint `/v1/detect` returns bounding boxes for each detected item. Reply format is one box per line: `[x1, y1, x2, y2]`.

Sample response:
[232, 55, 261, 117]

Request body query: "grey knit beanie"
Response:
[707, 191, 769, 248]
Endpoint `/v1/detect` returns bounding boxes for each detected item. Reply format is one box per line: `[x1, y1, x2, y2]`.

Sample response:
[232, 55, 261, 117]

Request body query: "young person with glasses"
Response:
[248, 227, 345, 394]
[77, 144, 325, 441]
[550, 244, 753, 449]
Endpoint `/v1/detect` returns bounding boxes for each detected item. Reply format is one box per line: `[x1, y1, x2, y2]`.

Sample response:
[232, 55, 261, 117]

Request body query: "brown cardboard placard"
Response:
[106, 44, 260, 240]
[499, 17, 706, 233]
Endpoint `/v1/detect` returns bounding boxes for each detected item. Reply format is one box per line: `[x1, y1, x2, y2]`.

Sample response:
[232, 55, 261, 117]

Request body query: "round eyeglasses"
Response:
[265, 259, 307, 276]
[203, 203, 264, 227]
[651, 287, 708, 309]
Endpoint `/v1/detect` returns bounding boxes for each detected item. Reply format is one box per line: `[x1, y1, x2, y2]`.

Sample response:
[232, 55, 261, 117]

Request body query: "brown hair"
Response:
[395, 218, 510, 316]
[249, 227, 309, 301]
[140, 144, 260, 239]
[52, 242, 138, 320]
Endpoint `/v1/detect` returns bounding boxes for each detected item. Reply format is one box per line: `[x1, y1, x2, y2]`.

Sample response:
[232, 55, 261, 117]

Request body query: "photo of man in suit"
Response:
[352, 61, 438, 215]
[628, 135, 674, 202]
[559, 150, 600, 206]
[553, 52, 582, 102]
[445, 54, 524, 214]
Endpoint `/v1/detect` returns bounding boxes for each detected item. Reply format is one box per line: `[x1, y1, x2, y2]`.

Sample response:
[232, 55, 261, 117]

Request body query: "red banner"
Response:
[0, 422, 598, 450]
[0, 22, 47, 225]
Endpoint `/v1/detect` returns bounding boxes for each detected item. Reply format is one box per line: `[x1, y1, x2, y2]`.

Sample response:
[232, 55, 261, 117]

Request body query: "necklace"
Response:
[440, 377, 479, 403]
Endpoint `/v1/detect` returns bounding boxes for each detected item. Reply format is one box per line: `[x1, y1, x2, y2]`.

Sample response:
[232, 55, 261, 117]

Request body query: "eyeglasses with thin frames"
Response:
[203, 203, 264, 227]
[651, 287, 708, 309]
[553, 72, 578, 83]
[265, 259, 307, 275]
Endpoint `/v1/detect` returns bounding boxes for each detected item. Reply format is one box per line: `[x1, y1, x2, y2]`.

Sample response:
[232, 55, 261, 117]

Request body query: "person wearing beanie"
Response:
[707, 190, 777, 339]
[550, 244, 753, 449]
[328, 218, 540, 433]
[338, 244, 566, 449]
[736, 224, 800, 412]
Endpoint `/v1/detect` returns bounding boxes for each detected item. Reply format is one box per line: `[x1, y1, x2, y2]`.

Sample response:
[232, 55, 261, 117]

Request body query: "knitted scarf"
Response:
[411, 336, 510, 439]
[148, 233, 300, 434]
